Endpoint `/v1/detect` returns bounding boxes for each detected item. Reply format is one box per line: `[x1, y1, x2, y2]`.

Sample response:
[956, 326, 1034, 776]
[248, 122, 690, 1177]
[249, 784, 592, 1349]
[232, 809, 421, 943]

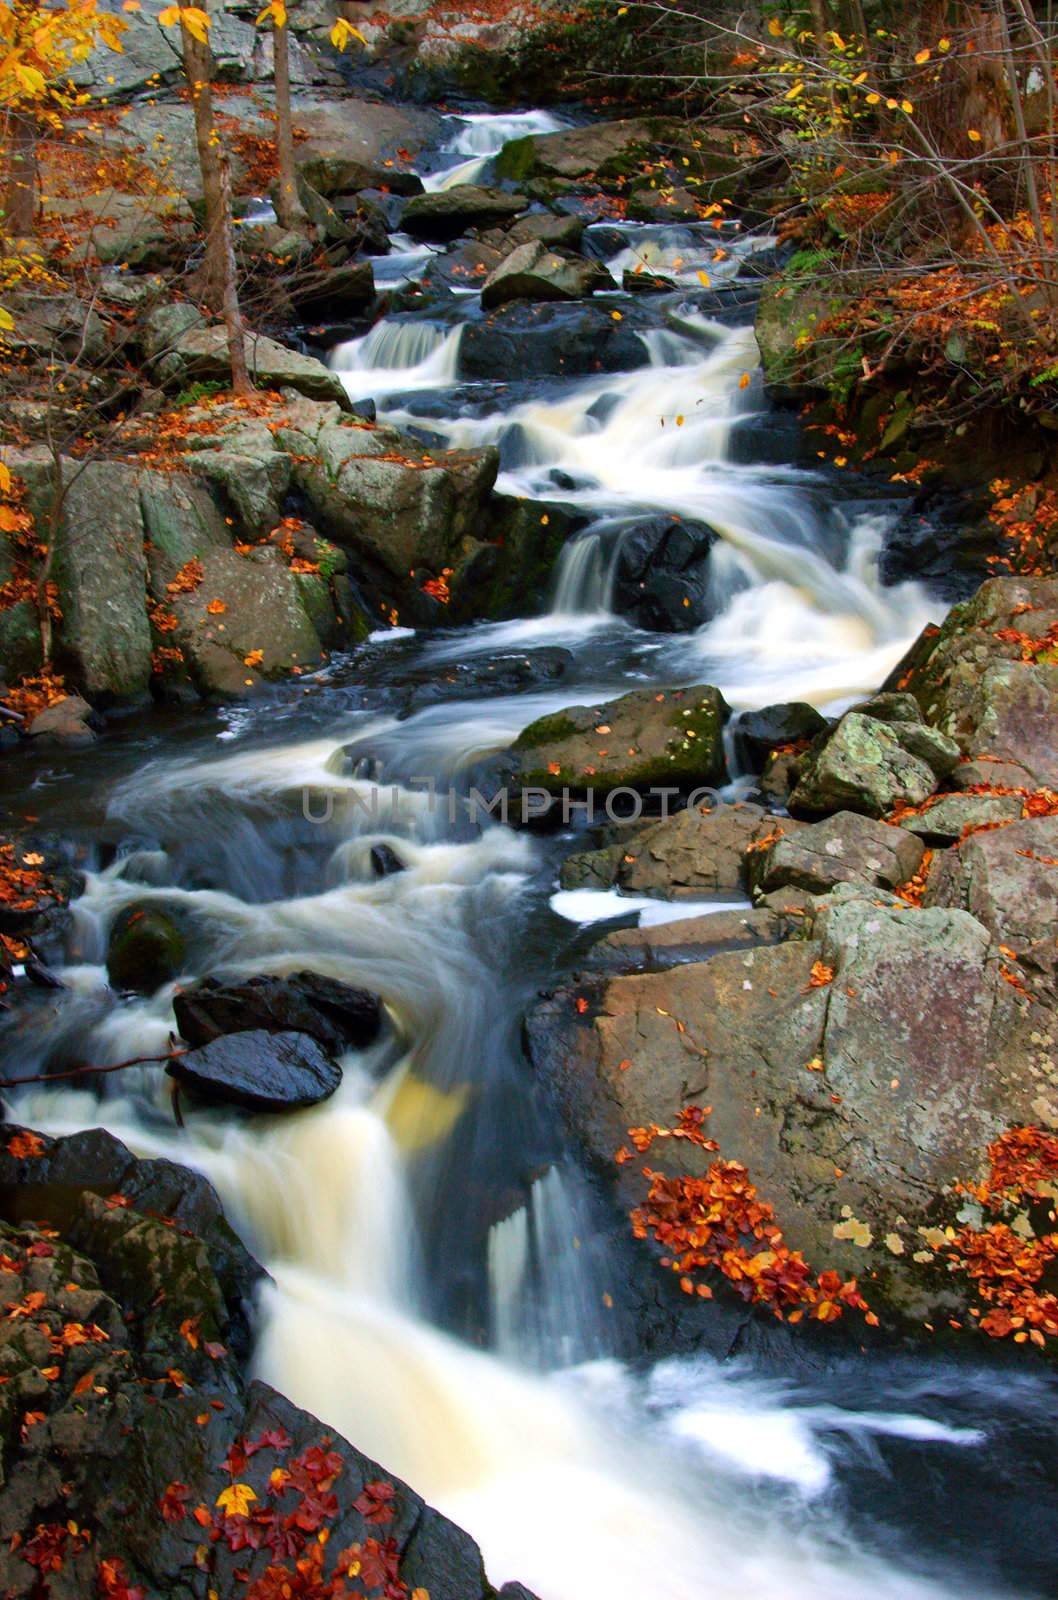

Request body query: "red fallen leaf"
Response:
[73, 1372, 95, 1396]
[246, 1425, 292, 1456]
[353, 1478, 396, 1526]
[97, 1555, 146, 1598]
[575, 996, 589, 1014]
[7, 1131, 44, 1159]
[104, 1194, 131, 1210]
[192, 1505, 211, 1527]
[222, 1438, 248, 1476]
[179, 1315, 200, 1350]
[159, 1482, 191, 1523]
[805, 960, 835, 990]
[25, 1241, 54, 1258]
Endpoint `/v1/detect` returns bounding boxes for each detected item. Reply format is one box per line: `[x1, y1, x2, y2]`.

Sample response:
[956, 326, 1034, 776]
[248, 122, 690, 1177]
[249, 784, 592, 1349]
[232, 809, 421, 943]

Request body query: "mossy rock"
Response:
[107, 903, 187, 994]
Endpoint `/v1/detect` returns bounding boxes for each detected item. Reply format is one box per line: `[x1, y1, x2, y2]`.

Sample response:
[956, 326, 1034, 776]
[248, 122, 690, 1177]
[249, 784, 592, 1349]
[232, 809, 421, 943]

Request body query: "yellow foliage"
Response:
[0, 0, 127, 110]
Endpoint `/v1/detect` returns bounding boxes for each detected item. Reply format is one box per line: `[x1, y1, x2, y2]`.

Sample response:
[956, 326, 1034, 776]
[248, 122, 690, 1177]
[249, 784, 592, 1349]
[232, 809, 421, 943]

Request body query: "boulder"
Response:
[298, 153, 424, 197]
[752, 811, 925, 896]
[561, 801, 784, 896]
[510, 684, 729, 800]
[275, 416, 498, 588]
[608, 515, 718, 632]
[27, 694, 96, 745]
[107, 903, 187, 993]
[460, 300, 654, 379]
[69, 3, 255, 98]
[480, 240, 609, 307]
[926, 813, 1058, 1005]
[789, 710, 959, 819]
[402, 184, 529, 242]
[731, 701, 829, 769]
[169, 1028, 342, 1112]
[0, 1126, 513, 1600]
[140, 299, 207, 360]
[16, 456, 153, 702]
[155, 327, 351, 408]
[894, 790, 1025, 842]
[174, 971, 382, 1054]
[894, 575, 1058, 789]
[526, 886, 1046, 1323]
[288, 257, 377, 315]
[586, 905, 784, 974]
[501, 211, 586, 250]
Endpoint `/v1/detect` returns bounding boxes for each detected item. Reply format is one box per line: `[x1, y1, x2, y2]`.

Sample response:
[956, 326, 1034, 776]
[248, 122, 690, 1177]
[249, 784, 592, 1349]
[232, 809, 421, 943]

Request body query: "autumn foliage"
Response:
[618, 1107, 877, 1328]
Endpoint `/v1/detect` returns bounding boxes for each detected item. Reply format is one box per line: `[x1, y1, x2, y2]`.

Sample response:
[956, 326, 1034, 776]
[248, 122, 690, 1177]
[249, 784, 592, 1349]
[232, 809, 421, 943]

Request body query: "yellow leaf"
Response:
[938, 36, 951, 51]
[181, 6, 211, 42]
[696, 268, 710, 287]
[866, 92, 880, 104]
[784, 81, 804, 100]
[852, 71, 867, 84]
[158, 3, 181, 24]
[914, 48, 930, 64]
[215, 1484, 257, 1518]
[243, 648, 264, 667]
[967, 128, 982, 142]
[900, 99, 913, 114]
[0, 462, 11, 491]
[738, 371, 751, 389]
[611, 310, 623, 321]
[330, 17, 366, 48]
[767, 16, 783, 36]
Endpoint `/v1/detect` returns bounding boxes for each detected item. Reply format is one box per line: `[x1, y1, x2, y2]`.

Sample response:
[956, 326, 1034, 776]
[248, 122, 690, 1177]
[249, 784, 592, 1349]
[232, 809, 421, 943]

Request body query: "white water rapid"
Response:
[3, 107, 1040, 1600]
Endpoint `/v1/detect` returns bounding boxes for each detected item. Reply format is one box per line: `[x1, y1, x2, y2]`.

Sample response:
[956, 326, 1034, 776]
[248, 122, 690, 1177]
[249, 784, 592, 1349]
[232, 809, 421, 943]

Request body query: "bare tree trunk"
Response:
[5, 111, 38, 236]
[219, 158, 252, 396]
[182, 27, 251, 394]
[273, 10, 307, 230]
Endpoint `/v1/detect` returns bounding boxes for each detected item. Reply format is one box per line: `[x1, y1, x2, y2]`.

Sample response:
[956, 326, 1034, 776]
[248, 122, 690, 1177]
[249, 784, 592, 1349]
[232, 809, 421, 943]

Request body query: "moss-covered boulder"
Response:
[510, 684, 729, 800]
[106, 903, 187, 993]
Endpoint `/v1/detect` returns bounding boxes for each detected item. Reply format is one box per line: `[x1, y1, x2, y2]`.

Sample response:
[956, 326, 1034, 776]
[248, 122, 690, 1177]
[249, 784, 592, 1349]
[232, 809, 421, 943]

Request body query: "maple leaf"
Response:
[243, 649, 264, 668]
[353, 1478, 396, 1526]
[159, 1482, 191, 1522]
[215, 1483, 257, 1518]
[7, 1130, 44, 1158]
[206, 598, 227, 614]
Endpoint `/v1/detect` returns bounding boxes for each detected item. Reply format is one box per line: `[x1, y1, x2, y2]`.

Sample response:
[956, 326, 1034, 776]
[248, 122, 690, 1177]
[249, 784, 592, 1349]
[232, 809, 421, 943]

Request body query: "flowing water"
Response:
[3, 108, 1058, 1600]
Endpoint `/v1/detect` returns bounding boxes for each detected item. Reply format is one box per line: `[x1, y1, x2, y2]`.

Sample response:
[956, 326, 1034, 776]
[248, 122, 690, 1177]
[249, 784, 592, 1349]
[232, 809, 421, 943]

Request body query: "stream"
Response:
[2, 106, 1057, 1598]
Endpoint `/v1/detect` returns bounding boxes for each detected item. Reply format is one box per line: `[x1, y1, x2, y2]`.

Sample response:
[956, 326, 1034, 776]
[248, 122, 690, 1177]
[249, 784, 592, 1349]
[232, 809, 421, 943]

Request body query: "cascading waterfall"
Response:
[422, 109, 572, 191]
[6, 104, 1046, 1600]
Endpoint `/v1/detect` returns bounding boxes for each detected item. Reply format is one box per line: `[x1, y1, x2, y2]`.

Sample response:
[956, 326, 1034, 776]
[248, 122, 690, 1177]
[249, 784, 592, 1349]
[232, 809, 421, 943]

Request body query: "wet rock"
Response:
[402, 184, 528, 242]
[169, 1028, 342, 1112]
[0, 1127, 510, 1600]
[751, 812, 925, 896]
[480, 240, 609, 307]
[526, 886, 1044, 1324]
[622, 268, 678, 293]
[27, 694, 96, 745]
[586, 906, 784, 974]
[448, 495, 588, 624]
[501, 211, 586, 250]
[573, 801, 786, 897]
[789, 710, 959, 819]
[106, 903, 187, 993]
[893, 575, 1058, 789]
[370, 843, 405, 878]
[926, 814, 1058, 1005]
[609, 515, 718, 632]
[731, 702, 828, 770]
[459, 300, 654, 379]
[155, 326, 351, 408]
[421, 239, 504, 293]
[510, 684, 729, 801]
[173, 971, 382, 1055]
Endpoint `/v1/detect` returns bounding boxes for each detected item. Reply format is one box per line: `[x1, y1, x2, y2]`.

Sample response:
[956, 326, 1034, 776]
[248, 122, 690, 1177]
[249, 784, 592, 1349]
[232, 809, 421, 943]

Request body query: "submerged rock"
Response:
[169, 1028, 342, 1112]
[174, 971, 382, 1055]
[609, 515, 718, 632]
[107, 903, 187, 993]
[459, 299, 654, 379]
